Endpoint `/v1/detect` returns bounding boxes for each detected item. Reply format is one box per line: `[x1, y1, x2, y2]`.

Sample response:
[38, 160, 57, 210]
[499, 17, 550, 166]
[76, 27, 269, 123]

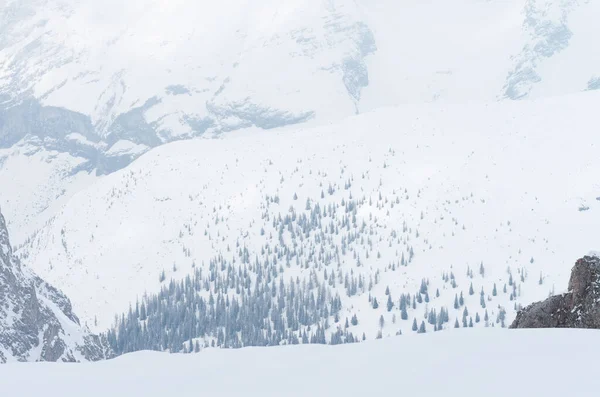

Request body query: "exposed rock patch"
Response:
[511, 255, 600, 328]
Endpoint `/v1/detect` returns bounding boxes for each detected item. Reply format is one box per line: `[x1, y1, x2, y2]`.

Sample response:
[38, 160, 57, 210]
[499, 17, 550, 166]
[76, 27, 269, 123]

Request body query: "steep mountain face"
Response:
[3, 0, 600, 247]
[0, 207, 111, 363]
[511, 254, 600, 329]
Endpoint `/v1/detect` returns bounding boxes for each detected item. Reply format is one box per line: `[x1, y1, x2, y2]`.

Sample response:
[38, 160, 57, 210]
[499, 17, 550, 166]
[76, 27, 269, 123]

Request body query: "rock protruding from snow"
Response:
[511, 256, 600, 329]
[0, 208, 112, 363]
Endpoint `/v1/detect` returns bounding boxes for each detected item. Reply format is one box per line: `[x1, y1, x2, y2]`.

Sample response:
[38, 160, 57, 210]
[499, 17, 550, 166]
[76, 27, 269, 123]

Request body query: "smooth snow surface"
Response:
[2, 329, 600, 396]
[0, 140, 98, 244]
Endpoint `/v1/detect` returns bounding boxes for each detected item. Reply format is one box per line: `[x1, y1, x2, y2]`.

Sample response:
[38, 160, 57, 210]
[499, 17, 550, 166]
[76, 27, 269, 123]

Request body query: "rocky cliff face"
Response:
[0, 208, 112, 363]
[511, 255, 600, 329]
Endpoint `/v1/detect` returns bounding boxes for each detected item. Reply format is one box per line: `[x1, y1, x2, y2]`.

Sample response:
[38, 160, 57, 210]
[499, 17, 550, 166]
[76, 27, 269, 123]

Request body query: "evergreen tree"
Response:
[372, 297, 379, 309]
[401, 304, 408, 321]
[420, 279, 428, 294]
[428, 309, 437, 325]
[497, 308, 507, 328]
[139, 302, 147, 321]
[416, 293, 423, 304]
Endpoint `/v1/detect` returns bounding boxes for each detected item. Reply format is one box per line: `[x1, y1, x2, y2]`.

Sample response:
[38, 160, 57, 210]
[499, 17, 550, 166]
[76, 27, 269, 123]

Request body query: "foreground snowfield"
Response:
[2, 329, 599, 396]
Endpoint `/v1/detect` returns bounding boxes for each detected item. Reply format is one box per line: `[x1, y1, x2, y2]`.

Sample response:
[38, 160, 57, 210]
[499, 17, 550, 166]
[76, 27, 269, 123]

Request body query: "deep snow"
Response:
[1, 329, 599, 396]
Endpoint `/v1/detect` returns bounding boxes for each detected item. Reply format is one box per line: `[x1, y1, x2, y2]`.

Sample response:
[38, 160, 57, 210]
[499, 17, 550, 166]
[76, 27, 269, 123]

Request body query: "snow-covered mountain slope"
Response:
[0, 139, 98, 244]
[18, 90, 600, 347]
[3, 0, 600, 247]
[2, 329, 600, 396]
[0, 207, 111, 363]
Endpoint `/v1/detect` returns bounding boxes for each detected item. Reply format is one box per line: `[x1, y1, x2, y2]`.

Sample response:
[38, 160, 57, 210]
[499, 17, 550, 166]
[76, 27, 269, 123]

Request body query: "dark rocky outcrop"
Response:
[511, 255, 600, 329]
[0, 207, 113, 363]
